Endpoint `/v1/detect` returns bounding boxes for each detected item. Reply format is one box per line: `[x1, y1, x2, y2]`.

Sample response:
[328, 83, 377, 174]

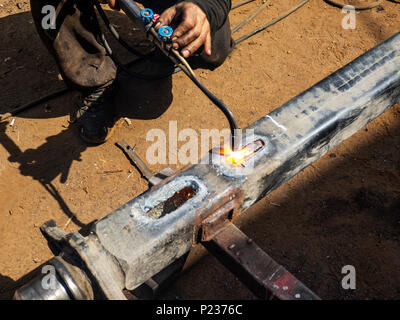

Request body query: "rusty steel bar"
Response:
[15, 32, 400, 299]
[203, 224, 320, 300]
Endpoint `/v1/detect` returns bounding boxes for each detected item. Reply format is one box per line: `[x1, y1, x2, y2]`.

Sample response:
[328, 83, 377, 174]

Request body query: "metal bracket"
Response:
[196, 188, 243, 242]
[116, 140, 174, 186]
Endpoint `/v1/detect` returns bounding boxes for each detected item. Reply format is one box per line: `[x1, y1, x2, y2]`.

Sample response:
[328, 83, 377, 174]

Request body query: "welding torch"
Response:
[117, 0, 239, 151]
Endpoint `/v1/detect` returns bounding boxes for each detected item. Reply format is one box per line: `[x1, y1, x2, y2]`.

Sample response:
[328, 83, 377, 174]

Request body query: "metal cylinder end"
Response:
[13, 256, 94, 300]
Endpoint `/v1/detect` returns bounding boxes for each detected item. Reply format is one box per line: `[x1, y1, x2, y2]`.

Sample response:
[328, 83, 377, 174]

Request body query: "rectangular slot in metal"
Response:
[145, 185, 197, 219]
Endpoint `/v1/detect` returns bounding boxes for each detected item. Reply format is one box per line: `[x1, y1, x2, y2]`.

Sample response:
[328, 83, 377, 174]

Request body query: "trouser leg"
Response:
[30, 0, 117, 91]
[188, 16, 234, 70]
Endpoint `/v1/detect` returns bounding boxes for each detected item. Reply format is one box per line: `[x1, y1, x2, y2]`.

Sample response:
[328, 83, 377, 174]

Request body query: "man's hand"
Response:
[156, 2, 212, 58]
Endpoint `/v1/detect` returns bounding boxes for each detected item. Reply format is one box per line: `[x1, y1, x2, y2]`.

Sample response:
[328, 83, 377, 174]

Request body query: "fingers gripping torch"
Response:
[117, 0, 240, 151]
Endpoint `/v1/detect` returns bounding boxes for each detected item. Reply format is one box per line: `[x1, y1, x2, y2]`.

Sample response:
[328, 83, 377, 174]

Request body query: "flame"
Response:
[219, 140, 265, 165]
[224, 148, 252, 165]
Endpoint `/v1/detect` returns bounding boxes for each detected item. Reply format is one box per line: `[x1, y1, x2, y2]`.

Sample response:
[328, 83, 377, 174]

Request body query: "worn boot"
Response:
[74, 82, 117, 144]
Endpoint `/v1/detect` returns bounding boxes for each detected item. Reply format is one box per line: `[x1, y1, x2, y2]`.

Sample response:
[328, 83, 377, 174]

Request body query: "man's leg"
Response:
[189, 16, 234, 70]
[31, 0, 118, 144]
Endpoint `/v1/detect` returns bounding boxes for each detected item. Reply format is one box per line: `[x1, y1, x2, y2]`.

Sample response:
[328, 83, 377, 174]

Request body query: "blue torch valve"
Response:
[140, 8, 154, 24]
[158, 26, 174, 42]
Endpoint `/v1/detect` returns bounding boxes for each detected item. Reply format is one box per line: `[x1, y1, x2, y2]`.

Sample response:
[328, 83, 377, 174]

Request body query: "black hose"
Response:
[0, 88, 70, 122]
[94, 1, 148, 57]
[323, 0, 383, 10]
[232, 0, 256, 10]
[234, 0, 309, 44]
[232, 0, 271, 34]
[181, 64, 239, 149]
[97, 3, 239, 148]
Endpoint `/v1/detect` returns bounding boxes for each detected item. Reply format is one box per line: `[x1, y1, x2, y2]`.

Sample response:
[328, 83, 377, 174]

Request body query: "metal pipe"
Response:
[14, 273, 71, 300]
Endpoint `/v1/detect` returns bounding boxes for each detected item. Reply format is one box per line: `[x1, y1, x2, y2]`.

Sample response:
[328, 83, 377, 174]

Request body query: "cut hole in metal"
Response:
[145, 186, 197, 219]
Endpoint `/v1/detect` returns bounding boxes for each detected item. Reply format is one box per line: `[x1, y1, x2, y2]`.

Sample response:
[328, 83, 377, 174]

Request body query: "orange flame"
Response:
[220, 140, 265, 165]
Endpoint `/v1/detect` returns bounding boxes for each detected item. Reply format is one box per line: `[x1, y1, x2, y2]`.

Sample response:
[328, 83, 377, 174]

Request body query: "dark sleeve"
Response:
[178, 0, 231, 33]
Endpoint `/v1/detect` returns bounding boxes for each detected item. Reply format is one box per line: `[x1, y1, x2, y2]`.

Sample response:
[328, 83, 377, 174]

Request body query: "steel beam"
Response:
[93, 32, 400, 292]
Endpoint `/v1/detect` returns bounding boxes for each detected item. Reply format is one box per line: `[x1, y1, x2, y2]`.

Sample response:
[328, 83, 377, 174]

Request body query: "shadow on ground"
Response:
[0, 9, 173, 228]
[0, 266, 43, 300]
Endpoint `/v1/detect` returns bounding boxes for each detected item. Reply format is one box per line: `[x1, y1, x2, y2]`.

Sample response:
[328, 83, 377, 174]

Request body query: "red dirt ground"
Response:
[1, 0, 400, 299]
